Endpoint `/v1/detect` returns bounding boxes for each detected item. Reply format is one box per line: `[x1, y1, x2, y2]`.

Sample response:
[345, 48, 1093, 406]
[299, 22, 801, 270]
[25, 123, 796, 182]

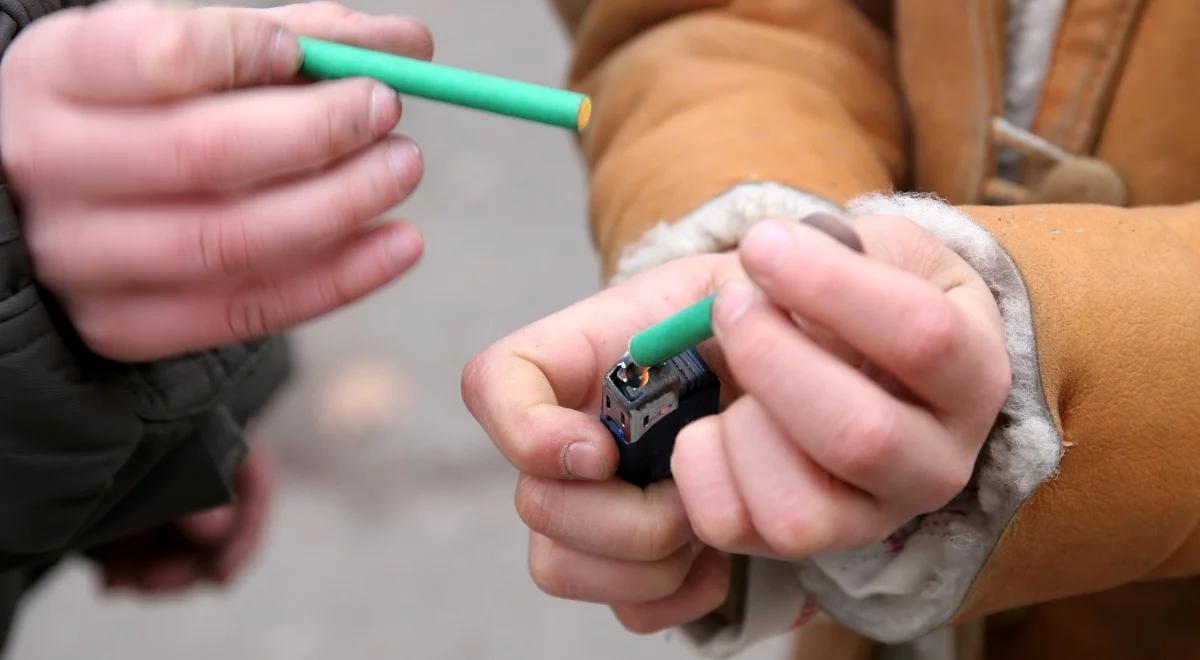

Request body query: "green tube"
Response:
[297, 37, 591, 131]
[629, 295, 715, 367]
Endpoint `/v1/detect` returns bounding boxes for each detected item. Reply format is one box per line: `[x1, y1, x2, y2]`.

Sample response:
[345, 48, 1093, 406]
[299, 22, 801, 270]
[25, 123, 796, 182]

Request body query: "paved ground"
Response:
[9, 2, 790, 659]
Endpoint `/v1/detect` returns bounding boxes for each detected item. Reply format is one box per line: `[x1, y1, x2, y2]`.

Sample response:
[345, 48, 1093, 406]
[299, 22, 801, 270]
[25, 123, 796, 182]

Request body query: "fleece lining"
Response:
[610, 183, 840, 284]
[619, 188, 1062, 655]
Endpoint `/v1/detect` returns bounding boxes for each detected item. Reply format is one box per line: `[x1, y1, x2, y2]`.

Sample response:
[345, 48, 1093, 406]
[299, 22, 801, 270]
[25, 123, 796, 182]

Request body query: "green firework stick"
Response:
[628, 295, 716, 368]
[297, 37, 592, 131]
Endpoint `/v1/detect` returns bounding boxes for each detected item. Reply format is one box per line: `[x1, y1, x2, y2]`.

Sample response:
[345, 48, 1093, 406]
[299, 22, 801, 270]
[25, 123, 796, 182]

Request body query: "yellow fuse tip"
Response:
[577, 97, 593, 131]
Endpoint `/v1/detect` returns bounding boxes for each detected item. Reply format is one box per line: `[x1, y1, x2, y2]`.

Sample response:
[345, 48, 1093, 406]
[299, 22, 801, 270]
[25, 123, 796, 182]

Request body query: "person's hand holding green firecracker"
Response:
[1, 1, 431, 361]
[464, 215, 1010, 632]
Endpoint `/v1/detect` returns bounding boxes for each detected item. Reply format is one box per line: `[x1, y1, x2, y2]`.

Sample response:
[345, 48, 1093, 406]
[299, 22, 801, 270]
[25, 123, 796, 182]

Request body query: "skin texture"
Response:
[0, 0, 433, 596]
[464, 216, 1010, 633]
[0, 0, 434, 361]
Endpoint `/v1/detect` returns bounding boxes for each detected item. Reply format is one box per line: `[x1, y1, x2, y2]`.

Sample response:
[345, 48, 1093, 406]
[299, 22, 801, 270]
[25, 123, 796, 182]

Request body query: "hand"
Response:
[673, 216, 1010, 561]
[463, 252, 746, 633]
[463, 215, 1010, 633]
[0, 1, 433, 361]
[92, 448, 274, 594]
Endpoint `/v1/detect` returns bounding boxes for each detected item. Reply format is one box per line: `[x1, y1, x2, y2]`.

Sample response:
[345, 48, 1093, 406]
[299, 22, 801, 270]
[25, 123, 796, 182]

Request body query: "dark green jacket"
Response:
[0, 0, 291, 650]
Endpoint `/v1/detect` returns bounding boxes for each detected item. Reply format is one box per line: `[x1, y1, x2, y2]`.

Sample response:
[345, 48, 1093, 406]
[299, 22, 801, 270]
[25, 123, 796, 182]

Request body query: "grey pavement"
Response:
[9, 2, 790, 659]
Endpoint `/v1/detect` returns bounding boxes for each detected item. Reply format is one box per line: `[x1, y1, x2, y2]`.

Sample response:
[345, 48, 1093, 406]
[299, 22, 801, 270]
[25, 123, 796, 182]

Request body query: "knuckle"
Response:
[320, 181, 369, 232]
[899, 301, 963, 374]
[691, 499, 751, 552]
[612, 607, 665, 635]
[196, 216, 252, 275]
[141, 21, 200, 91]
[171, 124, 233, 189]
[527, 544, 572, 599]
[459, 350, 494, 416]
[404, 20, 435, 60]
[514, 476, 558, 538]
[653, 548, 695, 597]
[830, 407, 899, 484]
[71, 301, 123, 358]
[311, 269, 351, 313]
[225, 284, 282, 342]
[228, 17, 279, 86]
[510, 426, 549, 474]
[762, 502, 837, 558]
[632, 507, 689, 561]
[304, 1, 358, 20]
[314, 81, 374, 155]
[920, 460, 973, 512]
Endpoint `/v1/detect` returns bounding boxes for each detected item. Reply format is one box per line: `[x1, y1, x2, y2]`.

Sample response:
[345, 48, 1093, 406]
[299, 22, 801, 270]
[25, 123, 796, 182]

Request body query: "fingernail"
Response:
[799, 213, 863, 253]
[741, 221, 794, 272]
[387, 138, 422, 179]
[713, 280, 759, 333]
[270, 29, 302, 82]
[370, 84, 401, 134]
[563, 441, 606, 480]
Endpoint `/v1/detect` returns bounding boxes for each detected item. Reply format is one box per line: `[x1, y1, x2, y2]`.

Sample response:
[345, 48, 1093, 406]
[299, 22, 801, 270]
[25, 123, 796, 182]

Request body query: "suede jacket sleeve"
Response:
[950, 201, 1200, 619]
[554, 0, 1200, 656]
[0, 0, 290, 575]
[556, 0, 905, 280]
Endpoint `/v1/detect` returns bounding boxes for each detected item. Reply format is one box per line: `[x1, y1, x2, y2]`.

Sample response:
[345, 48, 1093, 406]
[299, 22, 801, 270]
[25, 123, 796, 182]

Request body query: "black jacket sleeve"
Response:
[0, 0, 292, 573]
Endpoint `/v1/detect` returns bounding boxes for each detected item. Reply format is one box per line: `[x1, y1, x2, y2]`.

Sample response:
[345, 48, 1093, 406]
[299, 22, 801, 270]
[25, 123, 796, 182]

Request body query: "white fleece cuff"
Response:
[678, 559, 815, 658]
[609, 182, 840, 284]
[796, 193, 1060, 643]
[618, 187, 1061, 653]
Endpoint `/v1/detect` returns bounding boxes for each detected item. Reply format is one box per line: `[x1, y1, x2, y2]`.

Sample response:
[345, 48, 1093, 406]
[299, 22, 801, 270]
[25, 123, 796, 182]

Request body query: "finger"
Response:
[214, 450, 273, 582]
[39, 78, 402, 197]
[46, 3, 301, 101]
[515, 476, 692, 561]
[670, 416, 769, 555]
[240, 2, 434, 60]
[178, 506, 238, 545]
[42, 136, 422, 287]
[610, 547, 730, 634]
[721, 397, 890, 557]
[527, 532, 701, 604]
[739, 219, 1005, 416]
[461, 255, 740, 480]
[129, 558, 206, 594]
[70, 221, 423, 361]
[711, 283, 969, 509]
[462, 320, 618, 481]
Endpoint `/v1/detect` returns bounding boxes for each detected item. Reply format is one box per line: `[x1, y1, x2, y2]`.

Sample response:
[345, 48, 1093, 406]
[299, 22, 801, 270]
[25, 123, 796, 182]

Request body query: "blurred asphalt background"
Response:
[9, 2, 789, 659]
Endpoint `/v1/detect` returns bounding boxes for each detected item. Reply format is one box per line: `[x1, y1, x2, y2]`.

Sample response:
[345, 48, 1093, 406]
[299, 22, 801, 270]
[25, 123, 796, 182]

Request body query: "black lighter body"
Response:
[601, 348, 721, 487]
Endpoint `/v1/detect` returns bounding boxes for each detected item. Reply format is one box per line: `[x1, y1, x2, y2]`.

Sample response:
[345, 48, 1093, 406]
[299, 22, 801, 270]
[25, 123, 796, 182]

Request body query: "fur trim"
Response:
[641, 186, 1061, 654]
[680, 560, 813, 658]
[793, 193, 1061, 642]
[609, 183, 841, 283]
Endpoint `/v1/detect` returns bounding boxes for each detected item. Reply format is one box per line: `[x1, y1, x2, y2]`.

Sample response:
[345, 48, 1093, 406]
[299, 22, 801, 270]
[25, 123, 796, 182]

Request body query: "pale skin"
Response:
[463, 216, 1012, 632]
[1, 0, 433, 361]
[0, 0, 433, 587]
